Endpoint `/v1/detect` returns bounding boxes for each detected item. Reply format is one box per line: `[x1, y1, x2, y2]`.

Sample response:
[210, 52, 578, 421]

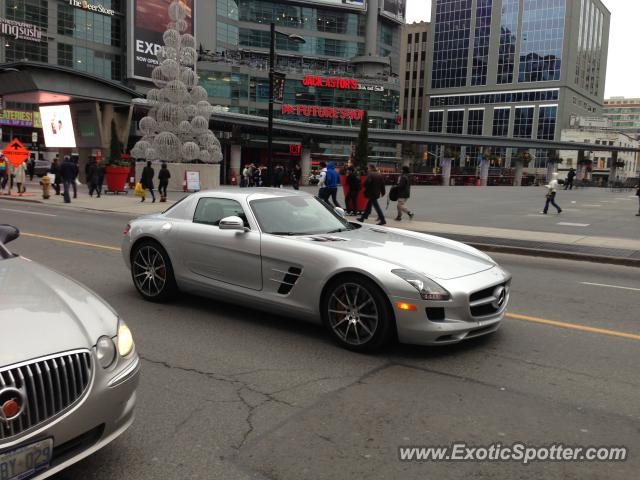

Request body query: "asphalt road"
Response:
[2, 204, 639, 479]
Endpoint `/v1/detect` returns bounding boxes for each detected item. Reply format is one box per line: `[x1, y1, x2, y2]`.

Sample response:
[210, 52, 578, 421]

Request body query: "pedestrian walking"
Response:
[0, 154, 8, 194]
[50, 157, 61, 195]
[291, 163, 302, 190]
[345, 166, 361, 215]
[317, 161, 329, 202]
[635, 183, 640, 216]
[323, 162, 341, 207]
[140, 161, 156, 202]
[158, 162, 171, 202]
[274, 165, 285, 188]
[242, 164, 251, 187]
[71, 157, 79, 199]
[15, 161, 26, 195]
[357, 164, 387, 225]
[541, 172, 562, 215]
[564, 168, 576, 190]
[394, 166, 414, 221]
[60, 155, 76, 203]
[27, 155, 35, 181]
[87, 159, 99, 197]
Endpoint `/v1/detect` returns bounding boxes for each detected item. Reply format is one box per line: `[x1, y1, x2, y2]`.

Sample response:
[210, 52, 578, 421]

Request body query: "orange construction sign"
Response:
[2, 139, 30, 167]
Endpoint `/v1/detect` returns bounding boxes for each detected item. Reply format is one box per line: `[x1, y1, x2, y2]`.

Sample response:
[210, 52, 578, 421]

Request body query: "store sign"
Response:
[358, 84, 385, 93]
[0, 17, 43, 42]
[0, 110, 36, 127]
[281, 104, 365, 121]
[289, 144, 302, 155]
[302, 75, 358, 91]
[69, 0, 115, 16]
[130, 0, 196, 81]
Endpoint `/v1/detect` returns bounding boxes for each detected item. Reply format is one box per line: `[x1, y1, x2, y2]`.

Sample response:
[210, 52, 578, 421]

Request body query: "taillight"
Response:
[123, 224, 131, 236]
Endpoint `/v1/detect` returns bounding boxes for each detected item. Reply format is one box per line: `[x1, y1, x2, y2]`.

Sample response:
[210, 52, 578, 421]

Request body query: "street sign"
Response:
[2, 138, 30, 167]
[31, 132, 38, 143]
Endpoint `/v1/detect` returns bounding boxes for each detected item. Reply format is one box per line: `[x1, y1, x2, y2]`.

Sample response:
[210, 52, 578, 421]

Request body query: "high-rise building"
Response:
[425, 0, 610, 168]
[399, 22, 429, 131]
[603, 97, 640, 140]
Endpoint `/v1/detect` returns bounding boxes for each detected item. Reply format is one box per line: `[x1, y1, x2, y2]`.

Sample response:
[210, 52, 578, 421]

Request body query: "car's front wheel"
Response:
[131, 240, 177, 302]
[322, 275, 394, 352]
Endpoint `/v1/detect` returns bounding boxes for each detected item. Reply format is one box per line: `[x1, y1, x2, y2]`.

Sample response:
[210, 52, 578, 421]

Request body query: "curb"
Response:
[467, 242, 640, 268]
[0, 196, 43, 204]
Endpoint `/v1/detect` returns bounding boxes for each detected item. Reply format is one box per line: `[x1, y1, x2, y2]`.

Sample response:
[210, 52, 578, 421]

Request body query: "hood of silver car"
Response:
[0, 256, 118, 366]
[302, 226, 495, 280]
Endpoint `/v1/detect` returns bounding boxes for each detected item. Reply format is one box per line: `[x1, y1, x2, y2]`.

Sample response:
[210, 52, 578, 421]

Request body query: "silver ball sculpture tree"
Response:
[131, 1, 223, 165]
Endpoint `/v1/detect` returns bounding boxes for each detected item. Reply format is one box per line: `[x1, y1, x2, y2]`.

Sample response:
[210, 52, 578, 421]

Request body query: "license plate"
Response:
[0, 438, 52, 480]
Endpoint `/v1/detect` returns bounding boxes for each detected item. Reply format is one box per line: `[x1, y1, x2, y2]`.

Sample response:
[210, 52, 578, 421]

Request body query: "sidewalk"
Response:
[2, 186, 639, 267]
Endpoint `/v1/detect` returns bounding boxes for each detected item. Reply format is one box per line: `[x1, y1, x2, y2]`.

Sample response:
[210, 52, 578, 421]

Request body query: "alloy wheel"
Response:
[133, 245, 167, 298]
[327, 282, 379, 346]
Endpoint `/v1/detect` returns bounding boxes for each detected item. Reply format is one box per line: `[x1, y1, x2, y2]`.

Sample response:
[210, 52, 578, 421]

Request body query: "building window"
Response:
[431, 0, 472, 89]
[428, 111, 444, 133]
[471, 0, 492, 86]
[467, 109, 484, 136]
[537, 106, 557, 140]
[57, 43, 122, 81]
[518, 0, 566, 83]
[492, 108, 510, 137]
[513, 107, 535, 138]
[430, 89, 559, 108]
[5, 0, 48, 28]
[446, 110, 465, 135]
[5, 38, 48, 63]
[497, 0, 519, 84]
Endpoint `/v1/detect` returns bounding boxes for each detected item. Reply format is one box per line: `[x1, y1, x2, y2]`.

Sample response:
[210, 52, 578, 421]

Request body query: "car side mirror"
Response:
[0, 225, 20, 244]
[334, 207, 346, 218]
[219, 216, 246, 231]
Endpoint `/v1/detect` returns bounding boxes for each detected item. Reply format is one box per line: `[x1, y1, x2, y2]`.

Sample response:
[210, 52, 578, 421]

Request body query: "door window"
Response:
[193, 198, 249, 228]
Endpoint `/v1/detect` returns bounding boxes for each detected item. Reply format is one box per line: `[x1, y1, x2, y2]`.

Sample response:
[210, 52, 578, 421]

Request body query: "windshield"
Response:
[250, 196, 353, 235]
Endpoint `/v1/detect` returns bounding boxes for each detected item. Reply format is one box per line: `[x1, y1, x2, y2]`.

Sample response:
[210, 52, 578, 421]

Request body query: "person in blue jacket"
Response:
[323, 161, 341, 208]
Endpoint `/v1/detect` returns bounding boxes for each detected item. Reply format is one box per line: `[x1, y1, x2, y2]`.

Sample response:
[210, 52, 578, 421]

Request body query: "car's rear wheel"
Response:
[322, 275, 394, 352]
[131, 240, 177, 302]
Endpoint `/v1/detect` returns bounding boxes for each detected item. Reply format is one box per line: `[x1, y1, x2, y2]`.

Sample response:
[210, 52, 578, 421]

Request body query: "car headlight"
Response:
[96, 336, 117, 368]
[392, 269, 451, 301]
[117, 320, 135, 357]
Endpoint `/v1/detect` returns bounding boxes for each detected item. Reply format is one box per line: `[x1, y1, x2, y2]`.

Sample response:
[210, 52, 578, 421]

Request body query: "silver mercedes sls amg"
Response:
[0, 225, 139, 480]
[122, 189, 511, 351]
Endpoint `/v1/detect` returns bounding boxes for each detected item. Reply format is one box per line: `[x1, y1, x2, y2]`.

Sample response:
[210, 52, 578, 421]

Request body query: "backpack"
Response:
[389, 185, 399, 202]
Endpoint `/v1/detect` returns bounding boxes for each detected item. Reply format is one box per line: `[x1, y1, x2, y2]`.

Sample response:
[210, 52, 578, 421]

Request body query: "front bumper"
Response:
[392, 267, 511, 346]
[0, 353, 140, 479]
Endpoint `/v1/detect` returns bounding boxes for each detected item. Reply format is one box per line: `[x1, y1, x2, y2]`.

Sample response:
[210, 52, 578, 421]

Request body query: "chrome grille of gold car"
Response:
[0, 350, 93, 440]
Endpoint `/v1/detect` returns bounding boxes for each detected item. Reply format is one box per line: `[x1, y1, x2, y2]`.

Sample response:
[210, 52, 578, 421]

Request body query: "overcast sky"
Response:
[405, 0, 637, 99]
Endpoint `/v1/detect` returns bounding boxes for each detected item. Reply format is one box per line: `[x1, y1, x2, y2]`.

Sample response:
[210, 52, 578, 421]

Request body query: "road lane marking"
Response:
[580, 282, 640, 292]
[556, 222, 590, 227]
[1, 208, 57, 217]
[21, 232, 120, 252]
[507, 313, 640, 341]
[582, 204, 602, 207]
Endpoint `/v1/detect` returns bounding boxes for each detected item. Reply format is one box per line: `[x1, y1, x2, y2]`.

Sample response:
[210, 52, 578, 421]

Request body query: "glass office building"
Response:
[603, 98, 640, 140]
[425, 0, 610, 167]
[0, 0, 125, 81]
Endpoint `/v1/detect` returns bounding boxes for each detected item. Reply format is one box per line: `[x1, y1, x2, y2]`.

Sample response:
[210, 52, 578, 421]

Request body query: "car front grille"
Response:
[0, 350, 93, 441]
[469, 282, 510, 318]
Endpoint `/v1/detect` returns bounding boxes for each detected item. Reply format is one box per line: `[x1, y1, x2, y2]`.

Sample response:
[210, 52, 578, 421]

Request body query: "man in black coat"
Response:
[357, 164, 386, 225]
[140, 161, 156, 202]
[60, 156, 76, 203]
[565, 168, 576, 190]
[395, 165, 414, 221]
[345, 166, 361, 215]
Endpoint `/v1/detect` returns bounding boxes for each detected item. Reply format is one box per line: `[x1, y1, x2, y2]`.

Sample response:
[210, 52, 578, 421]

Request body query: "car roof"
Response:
[192, 188, 313, 202]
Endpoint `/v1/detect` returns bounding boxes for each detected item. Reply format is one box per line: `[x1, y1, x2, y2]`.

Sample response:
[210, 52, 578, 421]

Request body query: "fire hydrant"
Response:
[40, 175, 51, 199]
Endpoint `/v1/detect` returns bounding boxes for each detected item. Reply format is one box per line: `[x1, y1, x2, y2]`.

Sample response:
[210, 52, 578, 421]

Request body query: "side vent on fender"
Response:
[271, 267, 303, 295]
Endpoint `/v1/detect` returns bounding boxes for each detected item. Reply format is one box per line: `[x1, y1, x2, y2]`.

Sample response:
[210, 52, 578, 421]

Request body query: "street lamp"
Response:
[267, 22, 305, 185]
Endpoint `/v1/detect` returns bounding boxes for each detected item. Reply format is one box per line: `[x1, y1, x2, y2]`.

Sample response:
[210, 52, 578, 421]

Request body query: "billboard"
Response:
[39, 105, 77, 148]
[130, 0, 195, 81]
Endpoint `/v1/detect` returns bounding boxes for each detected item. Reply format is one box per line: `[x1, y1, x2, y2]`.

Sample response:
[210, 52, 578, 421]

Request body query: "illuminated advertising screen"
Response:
[130, 0, 195, 81]
[39, 105, 77, 148]
[381, 0, 405, 21]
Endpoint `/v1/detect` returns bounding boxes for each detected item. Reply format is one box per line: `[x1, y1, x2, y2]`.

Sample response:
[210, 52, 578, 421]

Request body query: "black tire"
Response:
[130, 240, 177, 303]
[321, 274, 395, 352]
